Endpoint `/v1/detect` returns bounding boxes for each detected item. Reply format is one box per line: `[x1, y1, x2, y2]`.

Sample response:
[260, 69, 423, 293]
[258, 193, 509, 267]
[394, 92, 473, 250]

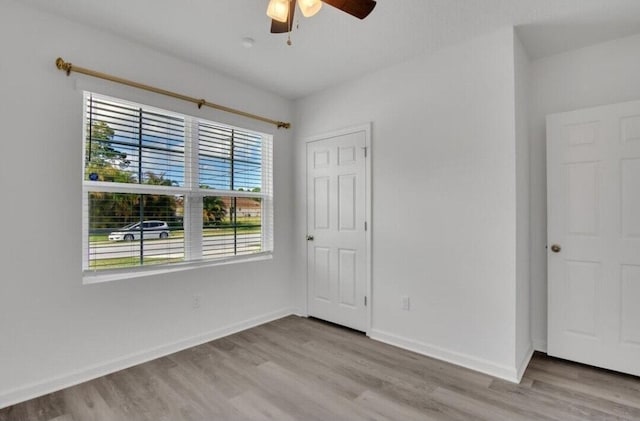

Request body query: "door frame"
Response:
[303, 123, 373, 334]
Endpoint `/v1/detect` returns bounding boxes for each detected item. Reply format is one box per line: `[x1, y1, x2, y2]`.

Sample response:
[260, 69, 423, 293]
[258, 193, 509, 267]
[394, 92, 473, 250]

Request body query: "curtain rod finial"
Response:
[277, 122, 291, 129]
[55, 57, 72, 76]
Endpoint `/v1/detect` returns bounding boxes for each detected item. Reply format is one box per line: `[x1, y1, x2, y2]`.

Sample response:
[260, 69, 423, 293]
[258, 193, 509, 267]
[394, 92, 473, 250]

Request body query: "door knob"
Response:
[306, 235, 314, 241]
[550, 244, 561, 253]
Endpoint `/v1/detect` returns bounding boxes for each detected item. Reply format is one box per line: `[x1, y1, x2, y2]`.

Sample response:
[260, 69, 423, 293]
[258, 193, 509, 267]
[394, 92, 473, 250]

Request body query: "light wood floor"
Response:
[2, 316, 640, 421]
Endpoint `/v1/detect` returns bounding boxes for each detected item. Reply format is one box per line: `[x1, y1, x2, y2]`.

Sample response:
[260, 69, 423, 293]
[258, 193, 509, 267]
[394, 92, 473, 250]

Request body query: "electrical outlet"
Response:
[192, 294, 201, 309]
[401, 296, 410, 311]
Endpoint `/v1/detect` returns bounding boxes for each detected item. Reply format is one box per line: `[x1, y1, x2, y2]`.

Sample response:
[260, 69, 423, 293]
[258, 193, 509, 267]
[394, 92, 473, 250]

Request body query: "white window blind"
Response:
[82, 92, 273, 273]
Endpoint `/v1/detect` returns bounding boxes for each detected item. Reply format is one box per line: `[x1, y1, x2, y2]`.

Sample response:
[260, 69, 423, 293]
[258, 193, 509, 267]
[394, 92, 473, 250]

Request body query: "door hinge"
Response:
[364, 221, 368, 231]
[362, 146, 367, 158]
[364, 296, 367, 306]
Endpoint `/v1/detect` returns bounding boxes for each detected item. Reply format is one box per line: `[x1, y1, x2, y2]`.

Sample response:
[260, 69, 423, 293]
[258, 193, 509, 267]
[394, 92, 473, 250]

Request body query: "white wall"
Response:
[529, 33, 640, 351]
[0, 1, 295, 407]
[514, 34, 532, 375]
[293, 27, 527, 380]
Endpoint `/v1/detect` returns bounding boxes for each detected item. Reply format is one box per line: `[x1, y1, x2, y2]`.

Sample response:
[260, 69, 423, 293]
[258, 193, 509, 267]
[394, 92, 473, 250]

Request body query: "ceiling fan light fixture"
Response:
[298, 0, 322, 17]
[267, 0, 290, 23]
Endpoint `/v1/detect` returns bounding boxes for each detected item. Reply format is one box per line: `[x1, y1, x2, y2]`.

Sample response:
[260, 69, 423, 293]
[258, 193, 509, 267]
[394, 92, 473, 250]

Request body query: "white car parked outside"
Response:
[108, 220, 170, 241]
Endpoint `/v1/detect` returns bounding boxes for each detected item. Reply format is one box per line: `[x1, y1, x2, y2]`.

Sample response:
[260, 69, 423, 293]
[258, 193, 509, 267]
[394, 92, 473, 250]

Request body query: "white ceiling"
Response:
[21, 0, 640, 99]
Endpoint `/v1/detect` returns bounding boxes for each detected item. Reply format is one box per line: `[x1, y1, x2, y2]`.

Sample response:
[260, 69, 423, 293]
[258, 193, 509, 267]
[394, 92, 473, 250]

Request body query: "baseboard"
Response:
[290, 308, 308, 318]
[0, 307, 296, 409]
[369, 329, 521, 383]
[533, 338, 547, 353]
[516, 345, 535, 381]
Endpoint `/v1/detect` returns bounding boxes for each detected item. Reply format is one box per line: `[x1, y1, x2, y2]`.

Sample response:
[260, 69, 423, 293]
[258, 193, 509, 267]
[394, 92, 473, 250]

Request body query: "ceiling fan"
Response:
[267, 0, 377, 41]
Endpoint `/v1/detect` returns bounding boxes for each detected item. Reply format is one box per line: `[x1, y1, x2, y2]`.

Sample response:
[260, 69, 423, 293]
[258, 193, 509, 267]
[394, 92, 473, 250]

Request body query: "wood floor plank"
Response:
[250, 337, 369, 400]
[0, 401, 28, 421]
[528, 357, 640, 402]
[528, 380, 637, 420]
[487, 378, 625, 421]
[354, 389, 441, 421]
[2, 316, 640, 421]
[45, 415, 75, 421]
[525, 366, 640, 410]
[59, 383, 121, 421]
[228, 390, 298, 421]
[22, 392, 66, 421]
[430, 386, 536, 421]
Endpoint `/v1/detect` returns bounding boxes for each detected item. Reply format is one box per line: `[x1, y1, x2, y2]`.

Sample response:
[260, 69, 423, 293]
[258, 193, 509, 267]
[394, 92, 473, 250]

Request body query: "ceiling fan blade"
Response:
[270, 0, 297, 33]
[322, 0, 377, 19]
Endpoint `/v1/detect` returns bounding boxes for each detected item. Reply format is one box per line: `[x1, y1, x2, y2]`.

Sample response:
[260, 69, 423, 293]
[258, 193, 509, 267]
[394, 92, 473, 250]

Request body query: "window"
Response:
[82, 93, 273, 276]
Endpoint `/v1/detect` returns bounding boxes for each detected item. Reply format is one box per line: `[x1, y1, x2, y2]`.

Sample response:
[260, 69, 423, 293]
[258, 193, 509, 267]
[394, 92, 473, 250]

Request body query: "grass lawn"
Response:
[88, 256, 185, 270]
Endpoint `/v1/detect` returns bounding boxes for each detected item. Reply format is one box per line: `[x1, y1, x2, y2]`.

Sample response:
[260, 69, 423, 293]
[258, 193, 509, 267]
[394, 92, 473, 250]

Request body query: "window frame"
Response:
[81, 92, 274, 283]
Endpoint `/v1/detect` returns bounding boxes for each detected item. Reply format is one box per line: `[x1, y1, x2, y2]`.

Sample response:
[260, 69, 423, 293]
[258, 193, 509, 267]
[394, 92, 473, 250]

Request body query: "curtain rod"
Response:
[55, 57, 291, 129]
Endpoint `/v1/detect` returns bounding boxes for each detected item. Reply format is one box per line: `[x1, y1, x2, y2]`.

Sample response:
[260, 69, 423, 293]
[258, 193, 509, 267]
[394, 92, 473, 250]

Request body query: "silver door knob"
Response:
[550, 244, 561, 253]
[306, 235, 314, 241]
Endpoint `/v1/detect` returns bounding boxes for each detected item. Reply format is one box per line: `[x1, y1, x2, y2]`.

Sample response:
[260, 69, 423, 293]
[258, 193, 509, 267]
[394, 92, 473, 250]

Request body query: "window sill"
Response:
[82, 252, 273, 285]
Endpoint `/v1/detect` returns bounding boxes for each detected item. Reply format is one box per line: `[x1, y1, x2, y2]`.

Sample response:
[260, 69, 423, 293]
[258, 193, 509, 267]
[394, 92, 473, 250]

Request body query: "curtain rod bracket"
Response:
[54, 57, 291, 129]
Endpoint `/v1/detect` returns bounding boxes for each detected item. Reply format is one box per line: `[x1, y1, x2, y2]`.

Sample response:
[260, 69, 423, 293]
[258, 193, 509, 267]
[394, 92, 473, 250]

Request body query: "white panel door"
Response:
[307, 128, 369, 332]
[547, 100, 640, 376]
